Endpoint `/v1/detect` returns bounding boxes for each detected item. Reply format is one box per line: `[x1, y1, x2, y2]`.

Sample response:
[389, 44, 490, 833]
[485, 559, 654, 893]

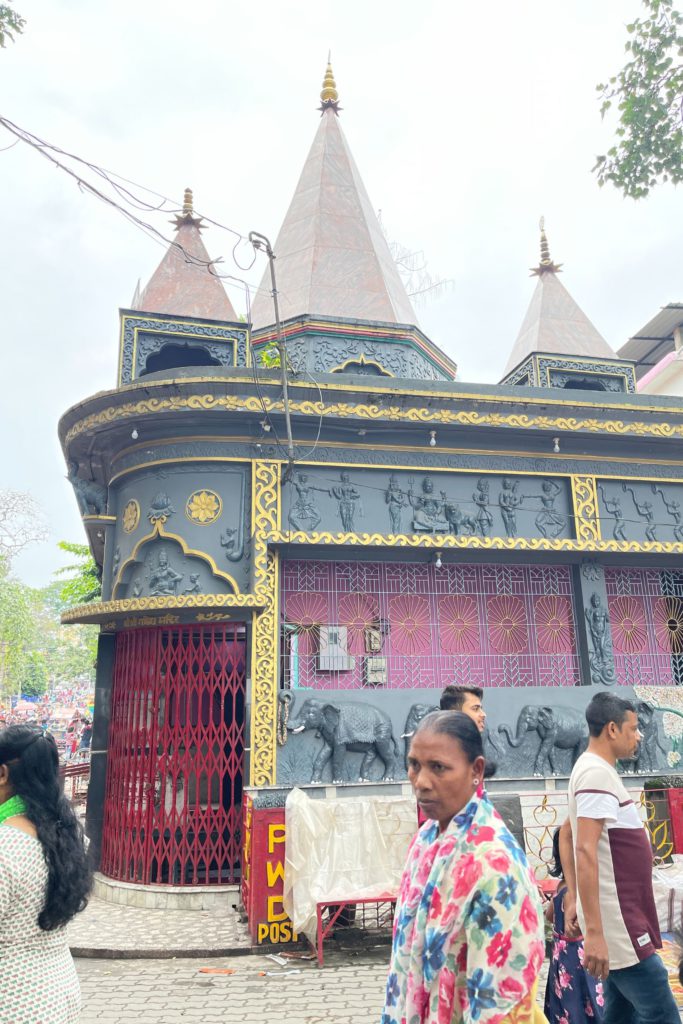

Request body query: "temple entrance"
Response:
[101, 624, 246, 885]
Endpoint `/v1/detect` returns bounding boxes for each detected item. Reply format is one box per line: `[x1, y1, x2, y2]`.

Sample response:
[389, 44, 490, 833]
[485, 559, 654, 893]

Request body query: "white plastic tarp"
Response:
[283, 787, 417, 944]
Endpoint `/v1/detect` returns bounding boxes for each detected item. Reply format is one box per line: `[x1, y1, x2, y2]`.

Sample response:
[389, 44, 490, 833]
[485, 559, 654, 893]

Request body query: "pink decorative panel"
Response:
[605, 568, 683, 686]
[280, 560, 581, 689]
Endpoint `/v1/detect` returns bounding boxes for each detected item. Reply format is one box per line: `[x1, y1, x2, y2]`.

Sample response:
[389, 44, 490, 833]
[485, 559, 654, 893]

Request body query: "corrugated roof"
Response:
[618, 303, 683, 377]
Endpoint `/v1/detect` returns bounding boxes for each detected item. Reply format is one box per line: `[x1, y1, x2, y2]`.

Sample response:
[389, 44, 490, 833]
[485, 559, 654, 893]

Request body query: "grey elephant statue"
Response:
[401, 703, 438, 769]
[619, 701, 668, 773]
[498, 705, 587, 776]
[67, 460, 108, 515]
[287, 698, 398, 783]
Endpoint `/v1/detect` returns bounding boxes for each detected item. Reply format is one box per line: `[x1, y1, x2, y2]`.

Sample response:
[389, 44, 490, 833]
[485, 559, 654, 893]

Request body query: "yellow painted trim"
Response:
[112, 521, 240, 597]
[268, 528, 683, 556]
[82, 514, 117, 524]
[63, 392, 683, 446]
[61, 593, 260, 624]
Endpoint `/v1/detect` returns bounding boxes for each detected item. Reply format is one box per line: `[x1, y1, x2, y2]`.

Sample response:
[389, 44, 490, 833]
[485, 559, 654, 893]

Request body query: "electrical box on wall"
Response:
[317, 625, 355, 671]
[364, 656, 388, 686]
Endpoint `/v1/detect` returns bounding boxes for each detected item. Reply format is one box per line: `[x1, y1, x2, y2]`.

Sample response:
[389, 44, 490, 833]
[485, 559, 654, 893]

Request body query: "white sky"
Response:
[1, 0, 680, 588]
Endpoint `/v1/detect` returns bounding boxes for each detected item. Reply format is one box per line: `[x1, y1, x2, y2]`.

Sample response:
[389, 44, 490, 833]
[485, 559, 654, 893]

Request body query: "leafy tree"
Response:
[0, 3, 24, 47]
[595, 0, 683, 198]
[20, 651, 48, 698]
[0, 558, 34, 699]
[54, 540, 101, 605]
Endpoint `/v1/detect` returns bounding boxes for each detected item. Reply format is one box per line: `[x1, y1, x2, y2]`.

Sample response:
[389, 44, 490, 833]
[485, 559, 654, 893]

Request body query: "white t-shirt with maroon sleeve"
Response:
[568, 750, 660, 970]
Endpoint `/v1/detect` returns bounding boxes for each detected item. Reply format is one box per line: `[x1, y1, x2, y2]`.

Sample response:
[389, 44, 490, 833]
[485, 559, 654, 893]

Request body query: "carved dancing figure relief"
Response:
[652, 484, 683, 542]
[598, 485, 628, 541]
[288, 474, 324, 532]
[407, 476, 450, 533]
[498, 478, 523, 539]
[526, 479, 565, 538]
[622, 483, 657, 542]
[385, 475, 407, 533]
[473, 479, 493, 537]
[148, 550, 184, 596]
[585, 592, 616, 685]
[330, 472, 362, 532]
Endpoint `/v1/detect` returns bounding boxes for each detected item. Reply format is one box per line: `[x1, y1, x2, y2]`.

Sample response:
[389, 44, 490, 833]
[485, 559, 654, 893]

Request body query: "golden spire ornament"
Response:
[172, 186, 203, 229]
[319, 56, 341, 114]
[531, 216, 562, 276]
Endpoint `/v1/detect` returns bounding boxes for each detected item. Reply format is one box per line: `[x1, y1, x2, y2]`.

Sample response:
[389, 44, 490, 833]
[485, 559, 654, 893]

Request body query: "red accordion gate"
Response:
[100, 624, 246, 885]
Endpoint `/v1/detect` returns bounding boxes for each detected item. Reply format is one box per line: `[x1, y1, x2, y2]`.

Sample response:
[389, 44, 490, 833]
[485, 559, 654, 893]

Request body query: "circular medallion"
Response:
[122, 499, 140, 534]
[186, 489, 223, 525]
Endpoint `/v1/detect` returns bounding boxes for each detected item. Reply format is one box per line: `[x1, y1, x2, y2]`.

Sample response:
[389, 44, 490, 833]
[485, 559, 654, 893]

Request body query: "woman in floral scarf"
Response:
[382, 712, 547, 1024]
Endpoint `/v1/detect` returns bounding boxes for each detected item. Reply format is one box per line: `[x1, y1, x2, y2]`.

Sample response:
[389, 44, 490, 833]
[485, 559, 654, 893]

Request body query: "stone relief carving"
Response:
[407, 477, 450, 533]
[284, 696, 398, 784]
[548, 371, 623, 393]
[581, 559, 602, 582]
[498, 478, 523, 539]
[498, 705, 587, 776]
[622, 483, 657, 542]
[401, 703, 437, 769]
[184, 573, 201, 594]
[111, 546, 121, 579]
[147, 492, 176, 524]
[597, 485, 628, 541]
[330, 472, 362, 531]
[67, 460, 108, 515]
[185, 489, 222, 525]
[287, 336, 445, 381]
[148, 550, 184, 596]
[136, 334, 235, 376]
[288, 474, 325, 531]
[473, 479, 493, 537]
[385, 475, 407, 532]
[538, 357, 636, 393]
[619, 703, 668, 773]
[220, 527, 244, 562]
[132, 577, 143, 597]
[585, 592, 616, 685]
[652, 485, 683, 542]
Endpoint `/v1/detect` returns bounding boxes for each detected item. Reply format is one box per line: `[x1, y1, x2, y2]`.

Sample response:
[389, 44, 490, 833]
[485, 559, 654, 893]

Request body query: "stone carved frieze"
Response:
[282, 468, 574, 542]
[598, 479, 683, 545]
[585, 592, 616, 685]
[287, 335, 444, 381]
[67, 460, 108, 516]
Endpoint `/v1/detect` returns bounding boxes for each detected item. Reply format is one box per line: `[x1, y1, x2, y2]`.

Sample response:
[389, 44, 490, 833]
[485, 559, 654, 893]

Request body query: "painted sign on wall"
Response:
[242, 795, 298, 944]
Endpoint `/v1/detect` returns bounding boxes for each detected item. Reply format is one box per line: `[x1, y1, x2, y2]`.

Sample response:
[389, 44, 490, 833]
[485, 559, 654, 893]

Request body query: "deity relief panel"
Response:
[282, 468, 574, 542]
[597, 480, 683, 545]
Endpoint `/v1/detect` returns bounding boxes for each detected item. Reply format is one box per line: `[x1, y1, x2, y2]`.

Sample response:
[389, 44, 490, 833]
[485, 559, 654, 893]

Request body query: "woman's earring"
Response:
[473, 778, 480, 785]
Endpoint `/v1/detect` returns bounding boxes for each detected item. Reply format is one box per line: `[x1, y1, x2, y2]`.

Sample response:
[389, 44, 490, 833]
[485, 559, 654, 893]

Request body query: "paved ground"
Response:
[68, 896, 251, 957]
[76, 949, 389, 1024]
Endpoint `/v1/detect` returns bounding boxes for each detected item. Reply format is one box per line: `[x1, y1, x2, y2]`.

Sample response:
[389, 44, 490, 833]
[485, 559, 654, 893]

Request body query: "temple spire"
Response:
[133, 187, 237, 322]
[250, 68, 417, 330]
[319, 57, 340, 115]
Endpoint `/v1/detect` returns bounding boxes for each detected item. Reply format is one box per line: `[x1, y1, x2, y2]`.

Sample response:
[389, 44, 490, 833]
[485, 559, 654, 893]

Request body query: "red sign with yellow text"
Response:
[242, 795, 298, 944]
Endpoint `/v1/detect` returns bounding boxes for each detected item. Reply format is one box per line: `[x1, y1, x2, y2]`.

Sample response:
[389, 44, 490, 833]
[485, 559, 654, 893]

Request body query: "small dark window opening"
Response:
[562, 378, 606, 392]
[332, 360, 390, 377]
[142, 343, 222, 376]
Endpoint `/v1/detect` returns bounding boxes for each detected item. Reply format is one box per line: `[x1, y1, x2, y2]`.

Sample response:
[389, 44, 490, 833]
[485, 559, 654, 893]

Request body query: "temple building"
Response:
[60, 65, 683, 915]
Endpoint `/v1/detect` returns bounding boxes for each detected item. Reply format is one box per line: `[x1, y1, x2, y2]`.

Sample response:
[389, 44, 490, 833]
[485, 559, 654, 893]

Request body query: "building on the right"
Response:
[619, 303, 683, 396]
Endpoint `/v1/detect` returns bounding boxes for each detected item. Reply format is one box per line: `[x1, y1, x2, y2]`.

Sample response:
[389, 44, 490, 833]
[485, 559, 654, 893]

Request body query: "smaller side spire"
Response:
[531, 216, 563, 277]
[319, 57, 341, 115]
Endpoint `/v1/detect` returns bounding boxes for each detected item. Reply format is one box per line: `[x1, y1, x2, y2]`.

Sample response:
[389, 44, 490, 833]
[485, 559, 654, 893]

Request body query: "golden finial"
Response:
[531, 216, 562, 276]
[319, 56, 341, 115]
[172, 187, 203, 230]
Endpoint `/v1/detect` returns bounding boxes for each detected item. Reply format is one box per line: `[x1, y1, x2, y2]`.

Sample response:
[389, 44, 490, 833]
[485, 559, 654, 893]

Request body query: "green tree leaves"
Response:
[0, 4, 24, 48]
[595, 0, 683, 198]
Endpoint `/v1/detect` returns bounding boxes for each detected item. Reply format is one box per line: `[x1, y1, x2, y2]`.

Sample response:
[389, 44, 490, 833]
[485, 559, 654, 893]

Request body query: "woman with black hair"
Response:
[0, 724, 91, 1023]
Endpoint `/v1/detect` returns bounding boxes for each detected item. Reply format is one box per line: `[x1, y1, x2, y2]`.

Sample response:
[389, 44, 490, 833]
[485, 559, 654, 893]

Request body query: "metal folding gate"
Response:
[100, 624, 246, 885]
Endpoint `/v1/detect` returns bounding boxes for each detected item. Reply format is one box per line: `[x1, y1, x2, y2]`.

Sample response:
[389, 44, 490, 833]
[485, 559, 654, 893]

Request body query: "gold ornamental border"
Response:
[61, 592, 262, 624]
[63, 392, 683, 446]
[270, 529, 683, 556]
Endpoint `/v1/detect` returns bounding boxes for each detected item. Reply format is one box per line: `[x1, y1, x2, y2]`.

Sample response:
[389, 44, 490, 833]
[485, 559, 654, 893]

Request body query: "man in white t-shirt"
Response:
[568, 691, 679, 1024]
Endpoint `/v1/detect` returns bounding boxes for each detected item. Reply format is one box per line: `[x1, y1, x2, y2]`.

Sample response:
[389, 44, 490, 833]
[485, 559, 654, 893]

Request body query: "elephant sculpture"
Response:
[287, 698, 398, 784]
[401, 703, 438, 769]
[499, 705, 587, 776]
[619, 702, 668, 773]
[67, 460, 108, 515]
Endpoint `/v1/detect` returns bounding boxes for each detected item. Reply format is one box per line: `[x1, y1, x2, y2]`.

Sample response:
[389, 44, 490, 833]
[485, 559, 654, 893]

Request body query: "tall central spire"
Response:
[249, 62, 418, 330]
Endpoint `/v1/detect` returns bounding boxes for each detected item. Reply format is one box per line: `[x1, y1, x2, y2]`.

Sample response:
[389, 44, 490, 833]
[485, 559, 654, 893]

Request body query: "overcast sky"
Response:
[1, 0, 680, 588]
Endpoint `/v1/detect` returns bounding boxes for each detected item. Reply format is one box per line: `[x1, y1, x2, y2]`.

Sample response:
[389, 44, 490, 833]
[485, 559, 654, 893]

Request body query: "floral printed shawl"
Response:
[382, 793, 546, 1024]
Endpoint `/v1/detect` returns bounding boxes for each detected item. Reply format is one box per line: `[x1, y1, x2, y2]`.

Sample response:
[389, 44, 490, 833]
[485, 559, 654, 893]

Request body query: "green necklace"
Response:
[0, 795, 27, 825]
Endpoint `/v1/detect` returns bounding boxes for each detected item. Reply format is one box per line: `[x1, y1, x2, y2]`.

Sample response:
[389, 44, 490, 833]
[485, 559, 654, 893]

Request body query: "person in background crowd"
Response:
[569, 692, 680, 1024]
[543, 826, 604, 1022]
[0, 724, 91, 1023]
[441, 684, 497, 786]
[382, 712, 547, 1024]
